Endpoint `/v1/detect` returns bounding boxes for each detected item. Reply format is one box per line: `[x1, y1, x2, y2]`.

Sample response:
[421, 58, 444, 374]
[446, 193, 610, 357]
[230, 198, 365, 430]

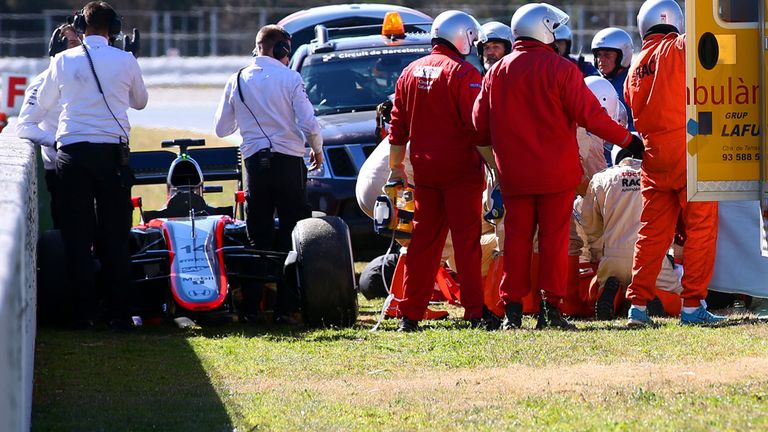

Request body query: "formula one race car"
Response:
[38, 139, 358, 328]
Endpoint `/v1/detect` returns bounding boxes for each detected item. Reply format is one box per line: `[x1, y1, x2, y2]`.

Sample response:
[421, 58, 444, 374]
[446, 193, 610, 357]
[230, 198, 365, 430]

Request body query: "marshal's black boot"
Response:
[502, 302, 523, 330]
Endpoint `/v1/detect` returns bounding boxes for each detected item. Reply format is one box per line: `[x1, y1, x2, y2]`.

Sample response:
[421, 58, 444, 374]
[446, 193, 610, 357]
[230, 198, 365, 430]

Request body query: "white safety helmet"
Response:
[478, 21, 513, 54]
[511, 3, 569, 45]
[637, 0, 684, 36]
[553, 23, 572, 41]
[431, 10, 486, 56]
[553, 24, 572, 54]
[591, 27, 634, 69]
[585, 76, 622, 123]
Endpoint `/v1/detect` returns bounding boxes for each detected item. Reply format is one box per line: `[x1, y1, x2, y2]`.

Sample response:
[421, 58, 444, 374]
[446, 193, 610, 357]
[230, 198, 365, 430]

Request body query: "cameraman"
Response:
[214, 25, 322, 324]
[37, 1, 148, 329]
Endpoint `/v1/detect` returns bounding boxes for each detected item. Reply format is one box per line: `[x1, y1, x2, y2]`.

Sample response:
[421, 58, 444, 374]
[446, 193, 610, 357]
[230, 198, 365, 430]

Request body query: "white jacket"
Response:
[16, 71, 59, 170]
[355, 138, 413, 218]
[214, 55, 321, 159]
[581, 158, 642, 259]
[569, 127, 609, 256]
[38, 35, 148, 145]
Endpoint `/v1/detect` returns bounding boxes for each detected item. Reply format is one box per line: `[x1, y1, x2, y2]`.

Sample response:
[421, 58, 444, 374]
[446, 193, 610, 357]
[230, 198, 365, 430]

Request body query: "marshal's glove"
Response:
[626, 134, 644, 159]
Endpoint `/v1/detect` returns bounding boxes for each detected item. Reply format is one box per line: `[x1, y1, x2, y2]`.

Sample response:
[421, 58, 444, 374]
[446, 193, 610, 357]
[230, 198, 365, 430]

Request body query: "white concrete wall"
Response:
[0, 124, 37, 432]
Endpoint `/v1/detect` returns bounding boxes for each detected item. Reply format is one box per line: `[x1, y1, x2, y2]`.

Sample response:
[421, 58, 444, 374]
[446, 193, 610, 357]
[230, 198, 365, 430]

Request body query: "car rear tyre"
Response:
[292, 216, 357, 327]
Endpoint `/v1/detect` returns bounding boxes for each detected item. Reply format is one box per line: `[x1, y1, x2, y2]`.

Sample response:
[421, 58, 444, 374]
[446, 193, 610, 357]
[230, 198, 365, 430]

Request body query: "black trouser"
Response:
[244, 151, 311, 315]
[56, 143, 133, 322]
[245, 151, 311, 251]
[44, 169, 60, 229]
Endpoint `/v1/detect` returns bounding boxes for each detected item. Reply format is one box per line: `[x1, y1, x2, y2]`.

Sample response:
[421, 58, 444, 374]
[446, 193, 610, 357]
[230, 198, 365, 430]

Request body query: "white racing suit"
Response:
[580, 158, 682, 293]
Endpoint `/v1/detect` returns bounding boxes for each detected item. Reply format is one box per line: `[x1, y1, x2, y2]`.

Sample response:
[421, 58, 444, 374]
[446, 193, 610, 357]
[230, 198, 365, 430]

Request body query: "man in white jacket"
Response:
[214, 24, 322, 323]
[580, 154, 682, 319]
[37, 2, 148, 329]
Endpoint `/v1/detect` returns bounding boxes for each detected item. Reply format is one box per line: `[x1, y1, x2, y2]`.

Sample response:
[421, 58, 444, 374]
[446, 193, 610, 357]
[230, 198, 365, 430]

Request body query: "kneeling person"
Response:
[580, 153, 682, 320]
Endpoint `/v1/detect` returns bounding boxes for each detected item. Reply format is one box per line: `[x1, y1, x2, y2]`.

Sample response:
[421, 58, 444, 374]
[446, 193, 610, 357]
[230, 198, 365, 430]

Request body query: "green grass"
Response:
[33, 299, 768, 431]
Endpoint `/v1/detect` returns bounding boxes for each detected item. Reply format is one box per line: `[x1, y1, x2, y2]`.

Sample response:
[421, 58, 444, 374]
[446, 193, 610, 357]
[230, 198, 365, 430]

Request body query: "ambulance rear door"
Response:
[686, 0, 762, 201]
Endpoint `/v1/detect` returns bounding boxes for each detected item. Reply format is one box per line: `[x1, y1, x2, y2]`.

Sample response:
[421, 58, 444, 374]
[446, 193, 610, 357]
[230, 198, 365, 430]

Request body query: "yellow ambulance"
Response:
[686, 0, 762, 201]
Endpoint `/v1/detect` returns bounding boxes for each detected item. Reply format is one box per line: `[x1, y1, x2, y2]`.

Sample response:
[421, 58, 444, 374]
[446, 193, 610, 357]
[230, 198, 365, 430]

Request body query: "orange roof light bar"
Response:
[382, 11, 406, 38]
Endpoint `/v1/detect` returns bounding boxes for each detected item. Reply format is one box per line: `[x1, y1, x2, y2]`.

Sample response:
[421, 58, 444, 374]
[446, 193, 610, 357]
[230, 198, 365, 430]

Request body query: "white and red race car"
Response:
[39, 138, 358, 327]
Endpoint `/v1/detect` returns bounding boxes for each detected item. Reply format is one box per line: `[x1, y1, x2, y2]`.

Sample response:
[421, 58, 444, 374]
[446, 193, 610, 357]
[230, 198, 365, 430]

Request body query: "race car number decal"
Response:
[165, 217, 223, 304]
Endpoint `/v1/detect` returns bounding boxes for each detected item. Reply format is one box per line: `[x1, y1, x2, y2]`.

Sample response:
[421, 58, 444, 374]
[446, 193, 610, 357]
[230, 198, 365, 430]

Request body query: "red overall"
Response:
[473, 39, 631, 305]
[389, 45, 486, 320]
[624, 33, 718, 307]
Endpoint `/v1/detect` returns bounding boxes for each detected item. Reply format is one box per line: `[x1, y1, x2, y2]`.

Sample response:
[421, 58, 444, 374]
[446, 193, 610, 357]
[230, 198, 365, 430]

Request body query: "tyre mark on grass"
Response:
[222, 356, 768, 400]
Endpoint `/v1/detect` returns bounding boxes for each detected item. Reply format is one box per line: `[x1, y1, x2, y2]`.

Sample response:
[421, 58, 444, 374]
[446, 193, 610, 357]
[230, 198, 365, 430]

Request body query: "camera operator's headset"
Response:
[236, 29, 293, 156]
[73, 7, 129, 145]
[73, 7, 122, 38]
